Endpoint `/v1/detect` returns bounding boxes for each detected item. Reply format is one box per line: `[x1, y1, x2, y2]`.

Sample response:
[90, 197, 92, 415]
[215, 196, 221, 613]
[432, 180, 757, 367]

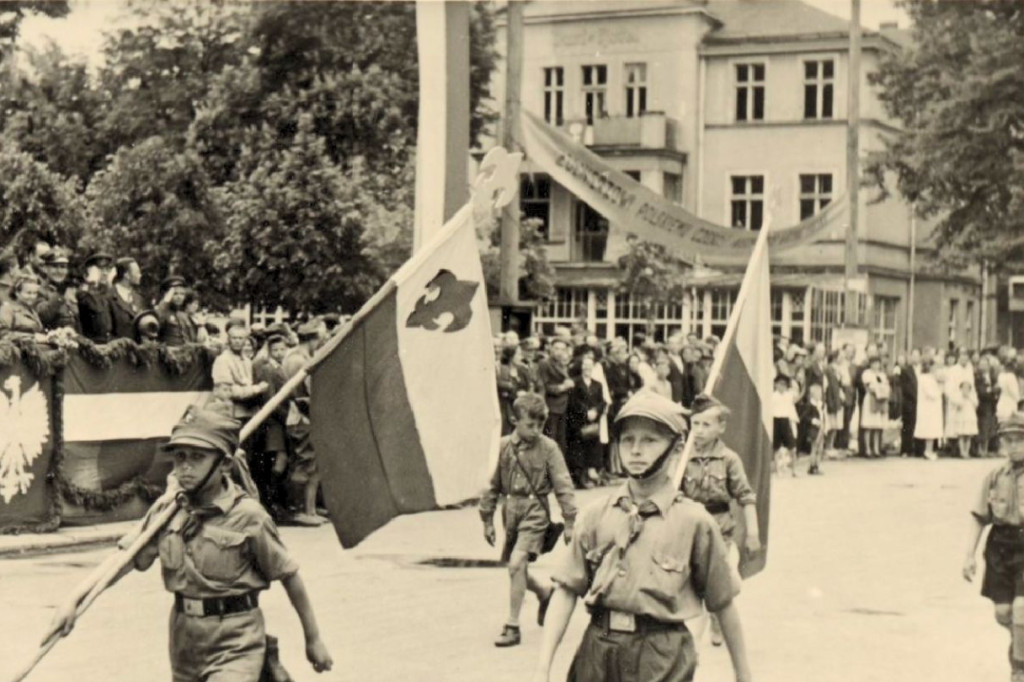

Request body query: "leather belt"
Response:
[174, 592, 259, 618]
[590, 608, 685, 634]
[704, 501, 730, 515]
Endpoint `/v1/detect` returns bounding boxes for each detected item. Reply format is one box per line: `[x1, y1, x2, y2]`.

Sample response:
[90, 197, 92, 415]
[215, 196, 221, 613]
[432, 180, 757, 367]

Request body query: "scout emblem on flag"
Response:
[0, 376, 50, 504]
[405, 269, 480, 333]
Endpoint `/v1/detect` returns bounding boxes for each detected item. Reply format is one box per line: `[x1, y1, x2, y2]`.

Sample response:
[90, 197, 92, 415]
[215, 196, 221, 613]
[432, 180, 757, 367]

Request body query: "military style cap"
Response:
[161, 275, 186, 290]
[162, 408, 240, 457]
[520, 336, 541, 350]
[41, 248, 71, 265]
[614, 391, 689, 435]
[999, 412, 1024, 435]
[84, 251, 113, 269]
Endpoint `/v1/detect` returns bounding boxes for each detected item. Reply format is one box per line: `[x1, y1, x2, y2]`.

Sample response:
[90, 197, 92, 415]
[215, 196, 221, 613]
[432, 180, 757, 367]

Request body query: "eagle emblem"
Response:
[405, 269, 479, 333]
[0, 376, 50, 504]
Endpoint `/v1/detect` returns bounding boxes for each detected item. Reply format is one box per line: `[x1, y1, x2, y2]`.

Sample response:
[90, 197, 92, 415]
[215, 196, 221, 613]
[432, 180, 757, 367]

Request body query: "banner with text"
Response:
[519, 111, 847, 263]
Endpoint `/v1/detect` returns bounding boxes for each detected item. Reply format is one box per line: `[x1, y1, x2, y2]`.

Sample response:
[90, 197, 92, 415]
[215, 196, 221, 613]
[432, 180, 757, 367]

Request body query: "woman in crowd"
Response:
[949, 378, 978, 459]
[823, 350, 845, 458]
[625, 352, 644, 396]
[975, 354, 998, 456]
[860, 355, 890, 457]
[996, 358, 1019, 424]
[0, 275, 46, 341]
[915, 359, 944, 460]
[565, 353, 607, 488]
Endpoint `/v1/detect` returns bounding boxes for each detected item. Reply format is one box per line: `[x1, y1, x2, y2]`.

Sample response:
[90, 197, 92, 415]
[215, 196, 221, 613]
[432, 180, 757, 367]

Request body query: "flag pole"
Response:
[671, 223, 772, 490]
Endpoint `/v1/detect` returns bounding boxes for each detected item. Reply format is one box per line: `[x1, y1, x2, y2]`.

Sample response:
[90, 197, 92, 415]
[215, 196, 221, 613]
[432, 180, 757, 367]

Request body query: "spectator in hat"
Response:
[0, 274, 46, 339]
[78, 251, 115, 343]
[36, 247, 79, 333]
[109, 257, 147, 340]
[282, 319, 327, 526]
[156, 275, 192, 346]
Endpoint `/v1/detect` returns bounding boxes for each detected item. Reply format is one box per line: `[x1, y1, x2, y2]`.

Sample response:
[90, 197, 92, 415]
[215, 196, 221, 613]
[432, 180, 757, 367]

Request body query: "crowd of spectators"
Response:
[496, 326, 1021, 486]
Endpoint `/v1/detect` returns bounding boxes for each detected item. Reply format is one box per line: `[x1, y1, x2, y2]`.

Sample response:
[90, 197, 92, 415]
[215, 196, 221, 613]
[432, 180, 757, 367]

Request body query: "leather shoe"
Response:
[494, 624, 521, 647]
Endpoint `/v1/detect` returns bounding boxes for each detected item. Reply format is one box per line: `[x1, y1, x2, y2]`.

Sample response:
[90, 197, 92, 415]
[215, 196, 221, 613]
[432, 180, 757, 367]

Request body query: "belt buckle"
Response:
[608, 610, 636, 633]
[182, 597, 205, 617]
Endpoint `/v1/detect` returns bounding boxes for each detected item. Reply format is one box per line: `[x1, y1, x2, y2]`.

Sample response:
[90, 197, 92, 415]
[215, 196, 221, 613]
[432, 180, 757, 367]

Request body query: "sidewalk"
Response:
[0, 520, 136, 558]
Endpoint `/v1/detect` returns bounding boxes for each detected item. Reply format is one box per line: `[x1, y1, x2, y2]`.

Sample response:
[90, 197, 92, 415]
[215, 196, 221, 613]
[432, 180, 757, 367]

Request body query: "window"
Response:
[573, 201, 608, 262]
[543, 67, 564, 125]
[664, 172, 682, 204]
[520, 175, 551, 239]
[613, 293, 684, 346]
[534, 287, 588, 336]
[799, 173, 833, 220]
[873, 295, 899, 356]
[730, 175, 765, 230]
[771, 290, 784, 340]
[709, 290, 737, 339]
[790, 290, 806, 345]
[735, 63, 765, 122]
[803, 59, 834, 120]
[582, 64, 607, 125]
[966, 300, 975, 347]
[948, 298, 959, 346]
[624, 170, 641, 181]
[810, 289, 845, 348]
[625, 63, 647, 118]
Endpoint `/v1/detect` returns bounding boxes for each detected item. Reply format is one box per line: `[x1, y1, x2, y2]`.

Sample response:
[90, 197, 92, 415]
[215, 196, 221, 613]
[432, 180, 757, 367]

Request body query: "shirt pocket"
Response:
[193, 526, 250, 582]
[648, 551, 690, 601]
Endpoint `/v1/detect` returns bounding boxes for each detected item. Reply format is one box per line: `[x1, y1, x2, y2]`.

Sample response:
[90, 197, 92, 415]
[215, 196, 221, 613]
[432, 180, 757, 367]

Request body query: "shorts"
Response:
[500, 496, 548, 563]
[169, 606, 266, 681]
[773, 417, 795, 450]
[287, 418, 317, 484]
[981, 525, 1024, 604]
[567, 619, 696, 682]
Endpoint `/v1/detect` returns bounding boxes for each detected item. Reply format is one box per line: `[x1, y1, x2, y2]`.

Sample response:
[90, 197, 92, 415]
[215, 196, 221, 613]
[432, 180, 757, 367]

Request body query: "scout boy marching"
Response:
[963, 411, 1024, 682]
[682, 394, 761, 647]
[532, 391, 753, 682]
[44, 409, 333, 681]
[481, 392, 578, 647]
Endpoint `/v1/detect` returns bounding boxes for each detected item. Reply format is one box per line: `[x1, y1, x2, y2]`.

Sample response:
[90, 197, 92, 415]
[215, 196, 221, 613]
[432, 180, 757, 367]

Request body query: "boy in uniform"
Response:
[481, 393, 578, 647]
[964, 412, 1024, 682]
[682, 394, 761, 646]
[532, 391, 753, 682]
[47, 409, 333, 680]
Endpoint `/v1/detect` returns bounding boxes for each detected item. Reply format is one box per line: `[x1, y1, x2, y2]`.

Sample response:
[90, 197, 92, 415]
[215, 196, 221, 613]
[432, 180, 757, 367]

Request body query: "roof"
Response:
[703, 0, 858, 42]
[512, 0, 715, 23]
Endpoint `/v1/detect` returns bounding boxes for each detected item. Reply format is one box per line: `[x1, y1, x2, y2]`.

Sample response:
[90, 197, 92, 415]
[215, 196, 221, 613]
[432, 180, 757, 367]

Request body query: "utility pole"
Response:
[844, 0, 861, 323]
[498, 1, 524, 305]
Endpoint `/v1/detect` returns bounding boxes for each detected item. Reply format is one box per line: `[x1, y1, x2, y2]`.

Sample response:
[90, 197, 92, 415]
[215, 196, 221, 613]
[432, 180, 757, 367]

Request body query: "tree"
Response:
[212, 115, 388, 313]
[867, 0, 1024, 269]
[0, 1, 69, 56]
[0, 142, 89, 257]
[84, 136, 225, 305]
[480, 217, 557, 302]
[616, 239, 691, 332]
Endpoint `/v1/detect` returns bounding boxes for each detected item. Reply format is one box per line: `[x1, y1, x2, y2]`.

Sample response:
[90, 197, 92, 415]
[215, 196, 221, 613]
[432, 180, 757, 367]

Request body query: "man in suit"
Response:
[109, 257, 147, 340]
[901, 348, 922, 456]
[665, 334, 688, 406]
[78, 252, 115, 343]
[537, 337, 574, 457]
[36, 247, 79, 332]
[565, 353, 607, 487]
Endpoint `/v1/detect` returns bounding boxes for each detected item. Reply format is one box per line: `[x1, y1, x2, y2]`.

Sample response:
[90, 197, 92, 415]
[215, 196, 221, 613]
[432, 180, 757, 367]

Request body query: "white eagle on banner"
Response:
[0, 376, 50, 504]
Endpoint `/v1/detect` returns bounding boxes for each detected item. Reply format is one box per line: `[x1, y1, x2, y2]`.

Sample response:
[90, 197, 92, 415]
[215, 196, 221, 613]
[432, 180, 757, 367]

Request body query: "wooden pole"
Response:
[498, 0, 523, 305]
[414, 1, 471, 250]
[844, 0, 861, 323]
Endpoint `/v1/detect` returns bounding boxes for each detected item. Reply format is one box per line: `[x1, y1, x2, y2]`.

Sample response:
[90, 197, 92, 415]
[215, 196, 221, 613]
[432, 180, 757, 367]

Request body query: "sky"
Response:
[18, 0, 910, 66]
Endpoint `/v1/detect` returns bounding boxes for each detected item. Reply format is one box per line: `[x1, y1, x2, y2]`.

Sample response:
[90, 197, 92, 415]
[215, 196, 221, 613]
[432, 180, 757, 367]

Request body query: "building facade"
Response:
[490, 0, 986, 354]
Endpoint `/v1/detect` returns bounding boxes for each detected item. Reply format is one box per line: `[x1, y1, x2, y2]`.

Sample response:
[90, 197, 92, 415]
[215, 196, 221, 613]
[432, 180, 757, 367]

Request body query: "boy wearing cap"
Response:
[481, 392, 577, 647]
[533, 391, 752, 682]
[963, 412, 1024, 682]
[683, 395, 760, 647]
[47, 409, 334, 680]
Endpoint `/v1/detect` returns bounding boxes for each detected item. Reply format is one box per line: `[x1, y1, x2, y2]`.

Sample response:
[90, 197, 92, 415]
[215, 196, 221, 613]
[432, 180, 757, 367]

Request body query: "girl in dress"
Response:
[949, 379, 979, 459]
[915, 359, 944, 460]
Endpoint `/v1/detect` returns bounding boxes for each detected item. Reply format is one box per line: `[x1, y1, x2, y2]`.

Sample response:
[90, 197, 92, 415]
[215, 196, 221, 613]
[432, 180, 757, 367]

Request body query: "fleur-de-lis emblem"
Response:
[0, 376, 50, 504]
[471, 146, 523, 217]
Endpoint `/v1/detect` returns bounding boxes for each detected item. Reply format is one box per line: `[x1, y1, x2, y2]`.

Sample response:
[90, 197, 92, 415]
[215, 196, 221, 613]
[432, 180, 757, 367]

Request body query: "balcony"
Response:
[563, 112, 678, 151]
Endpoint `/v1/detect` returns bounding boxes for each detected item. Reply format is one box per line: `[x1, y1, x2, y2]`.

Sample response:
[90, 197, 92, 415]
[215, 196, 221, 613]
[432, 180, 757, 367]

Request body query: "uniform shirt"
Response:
[120, 478, 299, 597]
[479, 432, 577, 524]
[552, 480, 740, 622]
[972, 462, 1024, 527]
[681, 439, 756, 538]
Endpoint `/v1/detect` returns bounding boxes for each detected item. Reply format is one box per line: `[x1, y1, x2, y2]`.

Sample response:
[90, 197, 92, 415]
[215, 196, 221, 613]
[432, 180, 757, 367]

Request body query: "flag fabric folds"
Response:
[705, 228, 774, 578]
[310, 204, 501, 548]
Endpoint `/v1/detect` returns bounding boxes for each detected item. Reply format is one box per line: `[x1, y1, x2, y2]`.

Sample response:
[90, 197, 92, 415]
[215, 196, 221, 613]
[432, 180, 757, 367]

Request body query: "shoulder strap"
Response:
[508, 442, 552, 517]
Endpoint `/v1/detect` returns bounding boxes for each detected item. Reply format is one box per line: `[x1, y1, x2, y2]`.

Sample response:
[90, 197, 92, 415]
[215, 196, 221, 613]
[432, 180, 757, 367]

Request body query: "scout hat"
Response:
[614, 391, 689, 436]
[998, 412, 1024, 435]
[162, 408, 240, 458]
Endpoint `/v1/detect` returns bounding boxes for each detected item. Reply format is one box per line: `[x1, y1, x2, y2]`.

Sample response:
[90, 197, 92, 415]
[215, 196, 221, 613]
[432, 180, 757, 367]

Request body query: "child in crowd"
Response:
[799, 383, 826, 475]
[772, 374, 799, 476]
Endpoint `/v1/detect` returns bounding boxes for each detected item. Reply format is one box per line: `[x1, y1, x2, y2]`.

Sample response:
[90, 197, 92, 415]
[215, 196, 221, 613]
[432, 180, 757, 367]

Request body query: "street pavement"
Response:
[0, 456, 1011, 682]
